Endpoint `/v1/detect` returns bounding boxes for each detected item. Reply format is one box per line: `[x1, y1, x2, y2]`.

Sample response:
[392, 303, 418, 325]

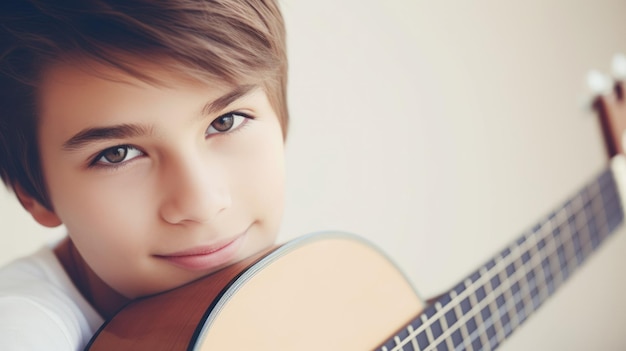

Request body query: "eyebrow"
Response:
[62, 124, 152, 151]
[201, 84, 257, 116]
[62, 85, 258, 151]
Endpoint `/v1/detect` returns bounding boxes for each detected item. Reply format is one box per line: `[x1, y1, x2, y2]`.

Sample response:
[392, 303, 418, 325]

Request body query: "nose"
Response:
[159, 154, 231, 225]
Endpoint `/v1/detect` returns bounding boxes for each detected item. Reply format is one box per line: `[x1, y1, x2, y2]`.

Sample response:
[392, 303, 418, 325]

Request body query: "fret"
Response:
[435, 301, 456, 351]
[407, 324, 420, 350]
[476, 176, 615, 349]
[466, 239, 572, 350]
[522, 201, 577, 307]
[545, 197, 588, 291]
[403, 227, 584, 351]
[440, 274, 519, 351]
[497, 266, 516, 338]
[412, 283, 477, 351]
[581, 183, 598, 254]
[549, 208, 570, 288]
[515, 263, 532, 325]
[562, 199, 578, 278]
[594, 170, 615, 236]
[460, 190, 609, 349]
[467, 278, 489, 351]
[587, 182, 604, 250]
[487, 255, 508, 346]
[540, 218, 559, 295]
[573, 190, 592, 262]
[483, 305, 498, 350]
[382, 169, 622, 351]
[583, 184, 602, 255]
[398, 323, 412, 347]
[394, 336, 403, 350]
[416, 324, 430, 350]
[521, 227, 548, 312]
[499, 247, 519, 339]
[539, 198, 584, 296]
[512, 236, 533, 325]
[596, 174, 613, 238]
[571, 195, 586, 265]
[503, 244, 523, 331]
[449, 290, 471, 351]
[428, 310, 445, 347]
[422, 255, 529, 351]
[536, 238, 554, 298]
[422, 313, 436, 349]
[536, 221, 554, 295]
[418, 228, 551, 351]
[488, 199, 596, 346]
[569, 197, 590, 263]
[547, 209, 580, 289]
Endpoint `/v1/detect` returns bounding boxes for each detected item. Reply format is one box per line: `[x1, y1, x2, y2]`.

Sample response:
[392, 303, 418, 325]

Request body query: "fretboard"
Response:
[377, 167, 623, 351]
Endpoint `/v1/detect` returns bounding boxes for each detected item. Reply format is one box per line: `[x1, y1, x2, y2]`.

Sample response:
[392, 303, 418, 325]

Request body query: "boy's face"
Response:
[34, 60, 285, 298]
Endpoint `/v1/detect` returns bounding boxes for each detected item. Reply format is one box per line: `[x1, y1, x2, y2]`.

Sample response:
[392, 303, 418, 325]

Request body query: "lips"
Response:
[154, 233, 246, 271]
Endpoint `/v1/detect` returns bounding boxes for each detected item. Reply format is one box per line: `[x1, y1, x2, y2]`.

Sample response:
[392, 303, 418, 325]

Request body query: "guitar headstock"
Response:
[592, 53, 626, 158]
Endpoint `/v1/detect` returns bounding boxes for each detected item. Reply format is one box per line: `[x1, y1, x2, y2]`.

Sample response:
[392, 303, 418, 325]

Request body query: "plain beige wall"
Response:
[2, 0, 626, 349]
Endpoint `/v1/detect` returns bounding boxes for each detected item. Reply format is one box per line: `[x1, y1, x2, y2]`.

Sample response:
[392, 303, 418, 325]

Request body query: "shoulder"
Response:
[0, 296, 74, 350]
[0, 246, 104, 350]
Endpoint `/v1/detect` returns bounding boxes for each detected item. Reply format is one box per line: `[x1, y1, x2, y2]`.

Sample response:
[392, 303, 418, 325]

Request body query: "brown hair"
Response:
[0, 0, 289, 210]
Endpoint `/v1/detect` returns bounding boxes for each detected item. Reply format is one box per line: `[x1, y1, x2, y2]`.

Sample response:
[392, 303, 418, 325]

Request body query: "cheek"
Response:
[251, 125, 285, 200]
[46, 165, 155, 252]
[51, 177, 158, 296]
[232, 120, 286, 222]
[57, 187, 146, 254]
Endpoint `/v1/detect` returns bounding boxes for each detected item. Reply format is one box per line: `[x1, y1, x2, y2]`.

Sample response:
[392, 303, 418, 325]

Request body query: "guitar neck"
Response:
[378, 166, 624, 351]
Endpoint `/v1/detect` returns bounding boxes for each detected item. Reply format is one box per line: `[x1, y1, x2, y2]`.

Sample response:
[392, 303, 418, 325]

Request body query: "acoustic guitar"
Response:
[86, 65, 626, 351]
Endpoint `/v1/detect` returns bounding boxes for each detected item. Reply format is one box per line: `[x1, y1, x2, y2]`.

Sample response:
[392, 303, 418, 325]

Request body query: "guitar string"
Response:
[441, 181, 614, 351]
[416, 188, 608, 351]
[424, 176, 619, 351]
[428, 178, 617, 351]
[436, 203, 599, 351]
[382, 172, 616, 351]
[382, 172, 618, 351]
[382, 205, 611, 351]
[384, 205, 567, 351]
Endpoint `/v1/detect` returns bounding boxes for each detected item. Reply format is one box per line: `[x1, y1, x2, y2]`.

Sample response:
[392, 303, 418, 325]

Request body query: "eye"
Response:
[92, 145, 143, 166]
[205, 112, 249, 136]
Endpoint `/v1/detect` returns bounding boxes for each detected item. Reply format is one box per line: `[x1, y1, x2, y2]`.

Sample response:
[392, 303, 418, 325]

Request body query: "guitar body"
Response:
[86, 233, 423, 350]
[88, 78, 626, 351]
[87, 163, 625, 351]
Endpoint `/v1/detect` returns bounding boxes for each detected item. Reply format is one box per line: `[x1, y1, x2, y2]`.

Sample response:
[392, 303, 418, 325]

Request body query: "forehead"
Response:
[39, 58, 233, 103]
[36, 59, 235, 127]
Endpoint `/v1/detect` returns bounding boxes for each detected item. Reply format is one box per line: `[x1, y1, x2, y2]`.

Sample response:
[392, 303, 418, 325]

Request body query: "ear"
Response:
[14, 185, 62, 228]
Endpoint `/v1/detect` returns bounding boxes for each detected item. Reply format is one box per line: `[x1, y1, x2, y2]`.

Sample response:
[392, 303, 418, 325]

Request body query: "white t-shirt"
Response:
[0, 246, 104, 350]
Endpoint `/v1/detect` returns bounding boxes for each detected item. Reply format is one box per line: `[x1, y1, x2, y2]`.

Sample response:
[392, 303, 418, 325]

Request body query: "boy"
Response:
[0, 0, 289, 349]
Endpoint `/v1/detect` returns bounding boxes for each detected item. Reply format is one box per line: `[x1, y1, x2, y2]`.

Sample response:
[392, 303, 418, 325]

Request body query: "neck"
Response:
[54, 237, 130, 320]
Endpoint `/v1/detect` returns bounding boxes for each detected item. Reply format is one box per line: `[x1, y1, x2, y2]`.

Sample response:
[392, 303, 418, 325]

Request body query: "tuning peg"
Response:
[613, 53, 626, 80]
[587, 69, 611, 96]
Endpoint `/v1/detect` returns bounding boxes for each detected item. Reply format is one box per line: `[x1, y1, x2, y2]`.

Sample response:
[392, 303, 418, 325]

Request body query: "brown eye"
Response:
[102, 146, 128, 163]
[92, 145, 143, 167]
[205, 113, 249, 136]
[211, 115, 234, 132]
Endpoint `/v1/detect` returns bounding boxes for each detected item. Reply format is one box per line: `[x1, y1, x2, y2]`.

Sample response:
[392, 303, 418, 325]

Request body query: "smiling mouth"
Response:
[155, 233, 247, 271]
